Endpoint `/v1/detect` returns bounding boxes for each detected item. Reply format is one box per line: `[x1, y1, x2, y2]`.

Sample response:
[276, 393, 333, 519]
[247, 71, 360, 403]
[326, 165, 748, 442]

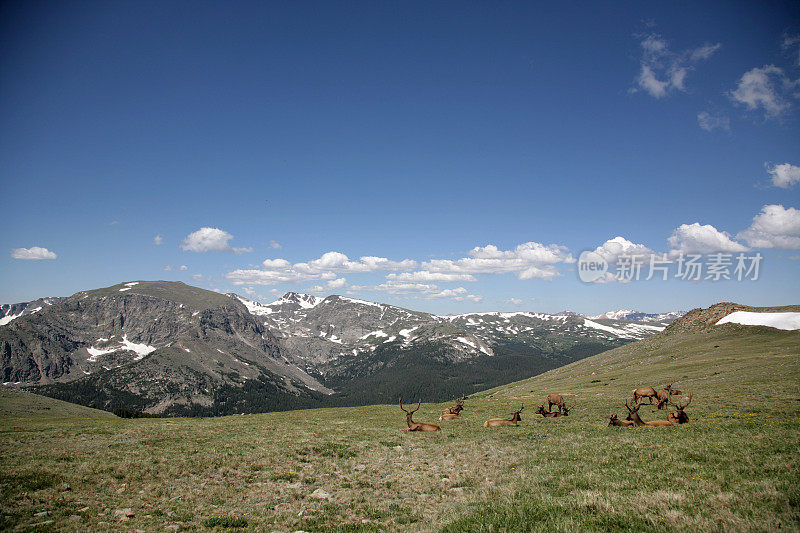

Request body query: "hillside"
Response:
[0, 387, 115, 419]
[0, 303, 797, 531]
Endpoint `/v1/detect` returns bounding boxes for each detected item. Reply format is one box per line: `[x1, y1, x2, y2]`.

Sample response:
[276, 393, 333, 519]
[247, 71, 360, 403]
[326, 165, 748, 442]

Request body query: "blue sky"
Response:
[1, 1, 799, 315]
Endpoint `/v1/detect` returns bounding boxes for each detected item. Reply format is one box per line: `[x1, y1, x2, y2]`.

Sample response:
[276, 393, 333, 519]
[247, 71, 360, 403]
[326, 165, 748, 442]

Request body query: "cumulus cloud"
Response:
[697, 111, 730, 131]
[154, 235, 164, 245]
[766, 163, 800, 188]
[632, 34, 720, 98]
[164, 265, 173, 271]
[737, 204, 800, 249]
[181, 227, 251, 254]
[225, 241, 572, 290]
[10, 246, 57, 260]
[327, 277, 347, 289]
[192, 273, 204, 281]
[591, 236, 654, 265]
[506, 298, 523, 305]
[582, 236, 655, 283]
[668, 223, 748, 256]
[730, 65, 799, 118]
[179, 265, 188, 271]
[387, 271, 477, 283]
[226, 251, 420, 285]
[268, 240, 281, 249]
[349, 279, 482, 302]
[418, 242, 573, 281]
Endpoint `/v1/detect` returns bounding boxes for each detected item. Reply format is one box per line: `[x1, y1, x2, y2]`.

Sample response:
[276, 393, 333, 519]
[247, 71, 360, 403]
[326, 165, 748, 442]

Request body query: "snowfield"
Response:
[716, 311, 800, 331]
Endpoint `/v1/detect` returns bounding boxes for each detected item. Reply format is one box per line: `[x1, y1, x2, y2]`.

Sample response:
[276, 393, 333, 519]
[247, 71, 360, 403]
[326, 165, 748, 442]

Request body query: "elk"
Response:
[545, 393, 566, 413]
[536, 404, 561, 417]
[439, 397, 465, 420]
[667, 393, 692, 424]
[561, 403, 575, 416]
[632, 386, 659, 405]
[399, 399, 441, 432]
[656, 381, 681, 410]
[607, 413, 633, 427]
[624, 400, 674, 427]
[484, 404, 524, 427]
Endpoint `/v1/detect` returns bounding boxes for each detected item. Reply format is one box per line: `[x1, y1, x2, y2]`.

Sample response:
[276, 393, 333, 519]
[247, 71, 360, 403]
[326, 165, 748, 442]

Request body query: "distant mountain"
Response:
[1, 282, 329, 416]
[1, 282, 682, 415]
[589, 309, 685, 323]
[0, 297, 64, 326]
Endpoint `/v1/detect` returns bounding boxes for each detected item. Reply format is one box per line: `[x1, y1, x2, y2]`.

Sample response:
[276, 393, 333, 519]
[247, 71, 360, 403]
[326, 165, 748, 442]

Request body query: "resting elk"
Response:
[607, 413, 633, 427]
[656, 381, 682, 410]
[632, 386, 659, 405]
[624, 400, 674, 427]
[400, 399, 441, 432]
[537, 404, 561, 418]
[667, 393, 692, 424]
[439, 396, 465, 420]
[546, 393, 566, 413]
[484, 404, 524, 427]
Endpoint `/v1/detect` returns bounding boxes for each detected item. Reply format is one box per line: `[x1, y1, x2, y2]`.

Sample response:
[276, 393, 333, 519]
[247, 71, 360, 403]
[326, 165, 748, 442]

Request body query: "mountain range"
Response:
[0, 281, 681, 415]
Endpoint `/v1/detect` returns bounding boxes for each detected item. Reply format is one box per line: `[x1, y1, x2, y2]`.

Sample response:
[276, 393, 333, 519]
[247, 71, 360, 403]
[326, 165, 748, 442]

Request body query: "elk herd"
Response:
[400, 381, 693, 431]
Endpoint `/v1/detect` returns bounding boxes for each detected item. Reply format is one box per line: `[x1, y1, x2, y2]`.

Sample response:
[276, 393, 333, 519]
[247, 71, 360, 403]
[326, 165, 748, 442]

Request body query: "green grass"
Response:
[0, 325, 798, 531]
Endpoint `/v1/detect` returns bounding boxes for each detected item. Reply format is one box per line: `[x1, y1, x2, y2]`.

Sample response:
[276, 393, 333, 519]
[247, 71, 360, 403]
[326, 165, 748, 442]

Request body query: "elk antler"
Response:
[412, 399, 422, 414]
[669, 392, 692, 410]
[679, 393, 692, 410]
[399, 398, 408, 413]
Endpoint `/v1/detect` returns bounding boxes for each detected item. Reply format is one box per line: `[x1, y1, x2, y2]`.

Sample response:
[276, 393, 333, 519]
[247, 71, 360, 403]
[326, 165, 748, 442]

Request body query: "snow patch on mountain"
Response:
[716, 311, 800, 331]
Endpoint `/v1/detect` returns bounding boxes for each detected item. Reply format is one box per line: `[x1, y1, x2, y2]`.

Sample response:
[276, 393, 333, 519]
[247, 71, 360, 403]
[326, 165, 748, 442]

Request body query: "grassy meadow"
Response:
[1, 324, 798, 532]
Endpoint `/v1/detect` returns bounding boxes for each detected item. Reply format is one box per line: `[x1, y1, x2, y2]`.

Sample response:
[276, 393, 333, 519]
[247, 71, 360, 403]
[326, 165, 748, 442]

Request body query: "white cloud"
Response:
[387, 271, 477, 283]
[590, 236, 654, 265]
[766, 163, 800, 188]
[783, 34, 800, 65]
[327, 277, 347, 289]
[179, 265, 188, 271]
[164, 265, 173, 271]
[506, 298, 523, 305]
[737, 204, 800, 249]
[10, 246, 57, 260]
[225, 241, 572, 288]
[583, 236, 655, 283]
[633, 34, 720, 98]
[418, 242, 573, 281]
[243, 287, 256, 296]
[192, 273, 204, 281]
[697, 111, 730, 131]
[181, 227, 251, 254]
[730, 65, 799, 118]
[268, 240, 281, 249]
[226, 251, 420, 285]
[154, 235, 164, 245]
[349, 279, 482, 302]
[668, 223, 748, 255]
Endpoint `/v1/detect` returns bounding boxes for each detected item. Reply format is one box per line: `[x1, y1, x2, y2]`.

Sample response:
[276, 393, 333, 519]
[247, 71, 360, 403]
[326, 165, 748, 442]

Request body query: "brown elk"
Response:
[439, 397, 465, 420]
[607, 413, 633, 427]
[484, 404, 524, 427]
[667, 393, 692, 424]
[624, 400, 674, 427]
[400, 399, 441, 432]
[546, 393, 565, 413]
[656, 381, 681, 409]
[536, 404, 561, 417]
[632, 386, 659, 405]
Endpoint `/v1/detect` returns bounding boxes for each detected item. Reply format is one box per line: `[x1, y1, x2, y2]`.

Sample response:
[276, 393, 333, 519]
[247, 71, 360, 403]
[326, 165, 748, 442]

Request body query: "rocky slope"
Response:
[1, 282, 329, 415]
